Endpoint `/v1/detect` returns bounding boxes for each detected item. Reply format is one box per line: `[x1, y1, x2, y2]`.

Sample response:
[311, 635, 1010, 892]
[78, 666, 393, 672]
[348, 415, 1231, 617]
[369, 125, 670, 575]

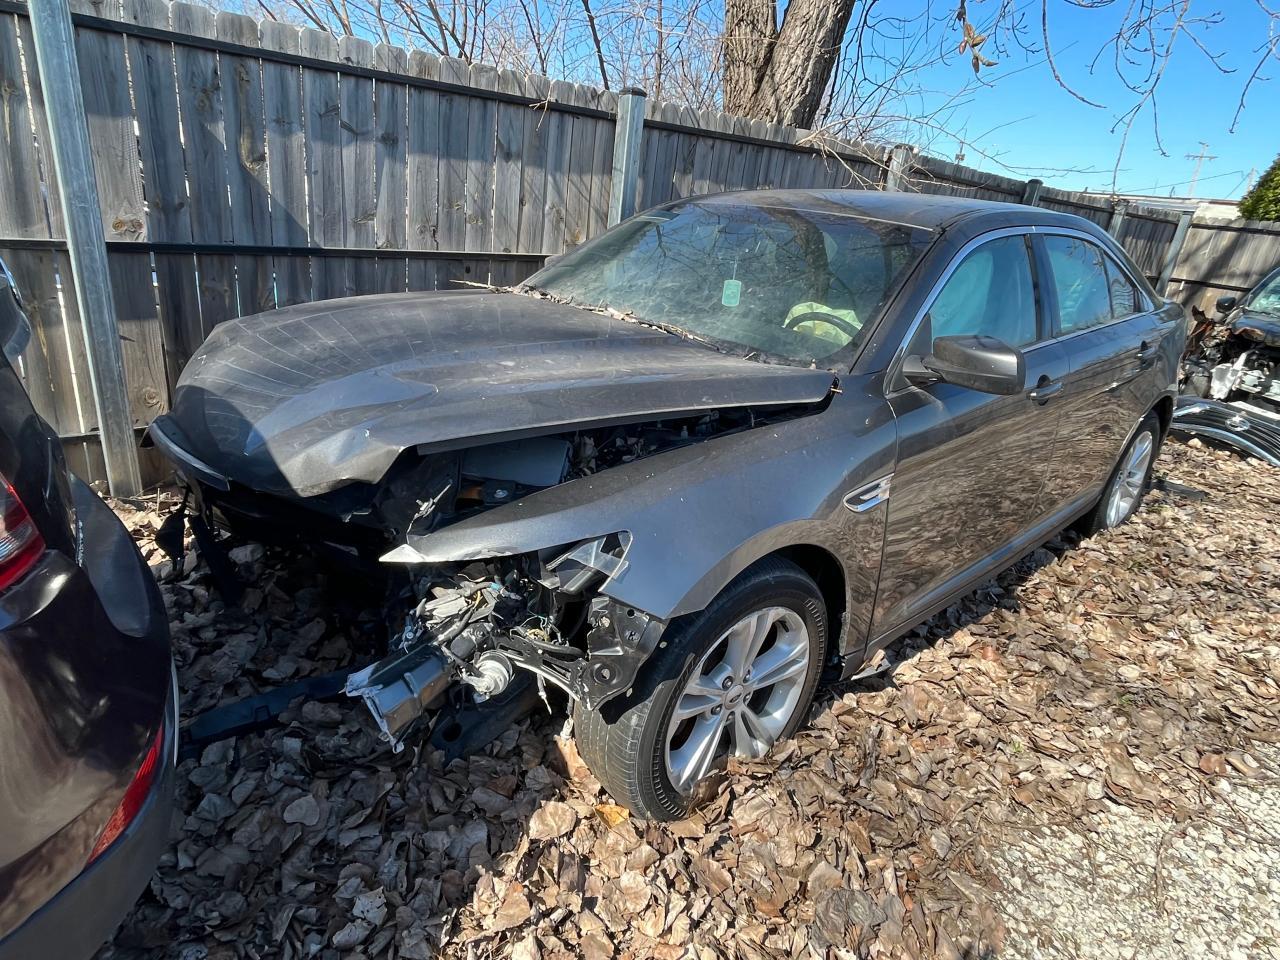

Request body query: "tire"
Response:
[574, 557, 828, 821]
[1077, 410, 1163, 536]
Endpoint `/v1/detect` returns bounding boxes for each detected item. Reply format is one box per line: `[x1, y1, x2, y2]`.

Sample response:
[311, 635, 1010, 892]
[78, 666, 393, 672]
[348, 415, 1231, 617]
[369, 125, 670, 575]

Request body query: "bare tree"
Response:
[1004, 1, 1277, 191]
[235, 0, 1279, 187]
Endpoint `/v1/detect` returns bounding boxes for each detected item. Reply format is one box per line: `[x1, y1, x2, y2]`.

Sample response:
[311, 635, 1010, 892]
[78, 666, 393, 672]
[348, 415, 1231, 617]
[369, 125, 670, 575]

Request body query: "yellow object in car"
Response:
[784, 302, 861, 346]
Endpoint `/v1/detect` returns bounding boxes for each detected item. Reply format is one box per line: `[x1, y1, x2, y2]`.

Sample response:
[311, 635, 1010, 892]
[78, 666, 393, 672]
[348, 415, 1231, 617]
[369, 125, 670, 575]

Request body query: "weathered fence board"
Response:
[2, 248, 67, 427]
[375, 45, 409, 251]
[436, 57, 471, 251]
[464, 64, 499, 252]
[75, 19, 146, 240]
[109, 249, 168, 424]
[0, 15, 53, 239]
[1170, 219, 1280, 309]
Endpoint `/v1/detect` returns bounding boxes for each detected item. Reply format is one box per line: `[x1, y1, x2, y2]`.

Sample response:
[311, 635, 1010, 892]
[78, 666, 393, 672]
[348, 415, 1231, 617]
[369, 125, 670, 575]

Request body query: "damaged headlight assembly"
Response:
[345, 531, 665, 751]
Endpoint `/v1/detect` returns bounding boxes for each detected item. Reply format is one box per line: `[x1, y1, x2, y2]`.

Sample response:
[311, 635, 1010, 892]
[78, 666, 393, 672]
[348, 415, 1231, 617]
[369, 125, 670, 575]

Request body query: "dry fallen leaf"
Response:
[528, 801, 578, 840]
[594, 803, 630, 829]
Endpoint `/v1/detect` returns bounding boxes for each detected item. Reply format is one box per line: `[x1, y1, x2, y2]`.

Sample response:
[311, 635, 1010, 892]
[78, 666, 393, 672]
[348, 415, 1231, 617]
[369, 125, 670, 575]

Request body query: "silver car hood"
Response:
[157, 289, 836, 496]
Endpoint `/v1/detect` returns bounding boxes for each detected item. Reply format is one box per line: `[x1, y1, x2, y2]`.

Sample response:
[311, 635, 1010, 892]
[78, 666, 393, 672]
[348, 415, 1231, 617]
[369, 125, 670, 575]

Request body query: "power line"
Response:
[1110, 168, 1245, 196]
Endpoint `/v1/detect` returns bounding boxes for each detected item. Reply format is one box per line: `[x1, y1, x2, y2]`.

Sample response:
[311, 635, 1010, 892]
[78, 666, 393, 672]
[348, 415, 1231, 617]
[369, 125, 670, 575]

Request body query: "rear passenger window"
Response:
[1043, 236, 1113, 333]
[1104, 258, 1140, 317]
[910, 235, 1038, 354]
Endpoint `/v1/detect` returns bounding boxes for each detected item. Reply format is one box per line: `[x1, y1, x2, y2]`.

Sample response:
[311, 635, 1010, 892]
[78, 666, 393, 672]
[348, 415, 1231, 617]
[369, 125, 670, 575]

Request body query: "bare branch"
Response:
[1040, 0, 1105, 107]
[579, 0, 611, 88]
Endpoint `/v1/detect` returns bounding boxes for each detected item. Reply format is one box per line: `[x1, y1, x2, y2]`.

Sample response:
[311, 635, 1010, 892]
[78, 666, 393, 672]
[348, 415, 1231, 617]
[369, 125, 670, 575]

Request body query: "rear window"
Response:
[1043, 235, 1113, 334]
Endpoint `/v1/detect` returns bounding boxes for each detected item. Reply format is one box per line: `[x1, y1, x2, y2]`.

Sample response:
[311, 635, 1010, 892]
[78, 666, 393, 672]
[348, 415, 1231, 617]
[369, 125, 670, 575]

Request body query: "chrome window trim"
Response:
[885, 224, 1153, 395]
[1099, 249, 1153, 320]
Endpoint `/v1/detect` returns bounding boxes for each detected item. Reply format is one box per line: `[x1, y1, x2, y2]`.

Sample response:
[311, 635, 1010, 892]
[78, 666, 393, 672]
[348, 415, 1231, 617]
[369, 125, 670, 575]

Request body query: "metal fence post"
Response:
[1108, 199, 1129, 238]
[607, 87, 647, 226]
[28, 0, 141, 495]
[1021, 178, 1044, 206]
[885, 143, 914, 191]
[1157, 210, 1195, 296]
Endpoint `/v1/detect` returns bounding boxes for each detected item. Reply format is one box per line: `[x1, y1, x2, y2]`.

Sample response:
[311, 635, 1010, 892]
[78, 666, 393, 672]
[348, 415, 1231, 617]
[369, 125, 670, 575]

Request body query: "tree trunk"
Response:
[722, 0, 857, 129]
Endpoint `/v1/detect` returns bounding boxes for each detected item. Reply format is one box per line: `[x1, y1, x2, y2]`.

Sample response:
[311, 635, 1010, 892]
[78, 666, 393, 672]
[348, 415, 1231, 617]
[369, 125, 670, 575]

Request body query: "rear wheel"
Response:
[574, 557, 827, 820]
[1078, 411, 1162, 535]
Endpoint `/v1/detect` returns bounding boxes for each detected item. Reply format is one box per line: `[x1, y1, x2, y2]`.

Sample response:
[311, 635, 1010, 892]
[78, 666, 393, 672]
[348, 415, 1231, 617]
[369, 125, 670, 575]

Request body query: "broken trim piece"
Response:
[344, 645, 453, 751]
[542, 533, 632, 593]
[1171, 397, 1280, 467]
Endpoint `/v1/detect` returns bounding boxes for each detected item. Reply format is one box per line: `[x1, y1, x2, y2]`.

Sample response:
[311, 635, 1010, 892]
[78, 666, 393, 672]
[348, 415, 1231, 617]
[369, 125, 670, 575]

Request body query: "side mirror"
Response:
[1215, 294, 1238, 314]
[904, 334, 1026, 396]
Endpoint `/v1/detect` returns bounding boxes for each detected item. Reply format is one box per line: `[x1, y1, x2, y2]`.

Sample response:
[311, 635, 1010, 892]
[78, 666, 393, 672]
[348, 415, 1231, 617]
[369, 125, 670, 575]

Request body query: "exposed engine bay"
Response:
[200, 403, 820, 554]
[1183, 311, 1280, 413]
[1175, 304, 1280, 466]
[342, 534, 661, 751]
[181, 401, 825, 753]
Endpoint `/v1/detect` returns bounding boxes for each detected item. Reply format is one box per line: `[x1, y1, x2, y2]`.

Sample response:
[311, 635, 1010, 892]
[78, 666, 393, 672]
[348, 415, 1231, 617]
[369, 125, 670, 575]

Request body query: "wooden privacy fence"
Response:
[1, 0, 1278, 487]
[1165, 219, 1280, 310]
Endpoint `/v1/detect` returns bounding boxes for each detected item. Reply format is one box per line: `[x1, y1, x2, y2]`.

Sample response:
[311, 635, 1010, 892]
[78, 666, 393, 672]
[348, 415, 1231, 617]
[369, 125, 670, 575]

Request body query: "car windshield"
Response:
[522, 197, 934, 364]
[1246, 270, 1280, 316]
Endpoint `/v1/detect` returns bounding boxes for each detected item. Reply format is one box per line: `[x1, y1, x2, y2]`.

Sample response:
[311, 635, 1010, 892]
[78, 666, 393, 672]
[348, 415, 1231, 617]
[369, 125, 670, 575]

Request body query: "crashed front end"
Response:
[345, 532, 663, 750]
[151, 401, 833, 753]
[1178, 307, 1280, 466]
[146, 290, 839, 752]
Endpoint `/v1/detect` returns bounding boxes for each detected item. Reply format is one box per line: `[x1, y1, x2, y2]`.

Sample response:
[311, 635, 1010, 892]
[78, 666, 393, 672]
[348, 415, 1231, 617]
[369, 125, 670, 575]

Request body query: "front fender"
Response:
[390, 386, 896, 634]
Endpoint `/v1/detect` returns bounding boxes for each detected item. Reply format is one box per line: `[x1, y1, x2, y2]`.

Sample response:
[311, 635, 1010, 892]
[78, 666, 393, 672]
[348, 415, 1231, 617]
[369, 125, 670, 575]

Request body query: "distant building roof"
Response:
[1077, 192, 1240, 220]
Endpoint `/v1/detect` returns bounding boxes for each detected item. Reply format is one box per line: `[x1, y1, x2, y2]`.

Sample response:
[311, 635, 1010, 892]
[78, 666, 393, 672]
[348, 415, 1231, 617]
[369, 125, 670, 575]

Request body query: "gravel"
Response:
[999, 747, 1280, 960]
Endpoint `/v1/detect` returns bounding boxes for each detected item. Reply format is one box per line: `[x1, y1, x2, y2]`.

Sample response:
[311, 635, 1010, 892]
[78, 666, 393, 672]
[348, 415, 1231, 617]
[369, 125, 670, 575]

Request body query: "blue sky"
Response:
[899, 1, 1276, 199]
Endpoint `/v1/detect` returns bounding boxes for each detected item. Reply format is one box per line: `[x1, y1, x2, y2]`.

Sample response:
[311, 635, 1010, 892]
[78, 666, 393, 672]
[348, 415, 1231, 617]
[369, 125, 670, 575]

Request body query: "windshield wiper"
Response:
[516, 286, 733, 354]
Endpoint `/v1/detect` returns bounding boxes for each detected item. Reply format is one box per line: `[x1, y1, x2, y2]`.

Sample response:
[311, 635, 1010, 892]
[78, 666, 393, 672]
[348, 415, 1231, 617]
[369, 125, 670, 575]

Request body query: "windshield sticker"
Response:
[721, 278, 742, 307]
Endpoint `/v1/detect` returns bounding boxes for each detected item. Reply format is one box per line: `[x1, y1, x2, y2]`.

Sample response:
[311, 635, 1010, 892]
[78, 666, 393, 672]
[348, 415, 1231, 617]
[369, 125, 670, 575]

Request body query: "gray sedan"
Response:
[151, 190, 1185, 819]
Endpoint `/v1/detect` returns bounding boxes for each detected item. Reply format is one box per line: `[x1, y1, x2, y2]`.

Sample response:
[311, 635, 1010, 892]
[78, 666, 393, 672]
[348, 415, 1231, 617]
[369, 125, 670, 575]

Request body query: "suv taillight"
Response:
[87, 726, 164, 864]
[0, 476, 43, 590]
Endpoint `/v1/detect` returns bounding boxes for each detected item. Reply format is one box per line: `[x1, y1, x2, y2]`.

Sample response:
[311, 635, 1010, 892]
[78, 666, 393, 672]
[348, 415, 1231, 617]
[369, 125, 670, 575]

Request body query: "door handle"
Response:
[1136, 341, 1158, 369]
[1028, 379, 1063, 403]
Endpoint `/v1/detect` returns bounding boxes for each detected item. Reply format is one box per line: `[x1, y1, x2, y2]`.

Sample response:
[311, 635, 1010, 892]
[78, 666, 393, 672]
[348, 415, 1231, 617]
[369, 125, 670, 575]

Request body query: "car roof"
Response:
[693, 188, 1098, 233]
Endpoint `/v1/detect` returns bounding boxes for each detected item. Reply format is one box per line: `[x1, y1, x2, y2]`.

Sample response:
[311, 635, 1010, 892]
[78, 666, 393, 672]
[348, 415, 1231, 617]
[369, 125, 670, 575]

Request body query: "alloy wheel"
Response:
[664, 606, 810, 794]
[1106, 430, 1154, 527]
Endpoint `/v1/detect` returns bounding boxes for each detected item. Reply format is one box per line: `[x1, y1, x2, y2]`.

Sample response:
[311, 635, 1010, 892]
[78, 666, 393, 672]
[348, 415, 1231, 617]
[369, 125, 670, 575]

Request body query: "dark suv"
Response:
[0, 261, 175, 958]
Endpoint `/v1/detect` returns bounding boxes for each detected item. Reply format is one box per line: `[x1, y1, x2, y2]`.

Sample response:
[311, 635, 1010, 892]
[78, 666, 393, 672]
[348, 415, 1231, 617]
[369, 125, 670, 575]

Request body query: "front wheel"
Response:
[573, 557, 827, 820]
[1078, 411, 1163, 536]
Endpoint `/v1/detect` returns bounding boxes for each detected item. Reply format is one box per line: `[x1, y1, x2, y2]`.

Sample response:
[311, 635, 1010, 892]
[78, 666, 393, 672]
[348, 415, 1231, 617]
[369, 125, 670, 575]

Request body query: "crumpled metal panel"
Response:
[1171, 396, 1280, 466]
[158, 290, 836, 497]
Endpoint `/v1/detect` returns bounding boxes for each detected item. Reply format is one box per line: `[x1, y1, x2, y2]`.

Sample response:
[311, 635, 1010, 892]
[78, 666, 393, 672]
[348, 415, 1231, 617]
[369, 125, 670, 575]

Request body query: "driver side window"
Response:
[907, 235, 1038, 356]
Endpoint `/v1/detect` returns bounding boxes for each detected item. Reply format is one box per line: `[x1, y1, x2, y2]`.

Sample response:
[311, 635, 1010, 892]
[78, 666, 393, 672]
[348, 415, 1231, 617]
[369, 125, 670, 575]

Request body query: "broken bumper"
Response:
[146, 415, 229, 491]
[1171, 397, 1280, 466]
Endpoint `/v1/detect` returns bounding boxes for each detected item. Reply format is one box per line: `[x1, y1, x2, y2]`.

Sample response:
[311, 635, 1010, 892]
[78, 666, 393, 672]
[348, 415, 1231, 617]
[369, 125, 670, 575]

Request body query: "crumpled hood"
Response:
[1231, 310, 1280, 348]
[159, 290, 836, 496]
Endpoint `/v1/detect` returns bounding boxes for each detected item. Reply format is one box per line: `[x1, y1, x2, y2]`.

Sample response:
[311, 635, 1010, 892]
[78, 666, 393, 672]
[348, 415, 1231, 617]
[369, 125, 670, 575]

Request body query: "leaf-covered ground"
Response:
[97, 438, 1280, 960]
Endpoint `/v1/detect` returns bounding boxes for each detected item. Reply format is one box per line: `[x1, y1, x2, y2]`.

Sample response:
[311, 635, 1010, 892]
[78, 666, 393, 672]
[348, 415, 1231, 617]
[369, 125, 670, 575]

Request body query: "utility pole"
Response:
[1185, 142, 1216, 198]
